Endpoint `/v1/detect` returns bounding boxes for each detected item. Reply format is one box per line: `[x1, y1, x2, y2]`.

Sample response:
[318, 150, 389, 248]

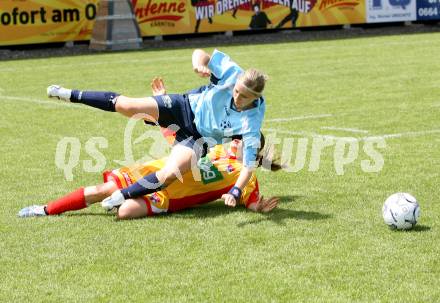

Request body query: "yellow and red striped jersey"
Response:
[103, 141, 259, 215]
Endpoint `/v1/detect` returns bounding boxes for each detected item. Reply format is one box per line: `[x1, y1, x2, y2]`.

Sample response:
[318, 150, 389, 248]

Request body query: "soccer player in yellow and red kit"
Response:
[18, 139, 279, 219]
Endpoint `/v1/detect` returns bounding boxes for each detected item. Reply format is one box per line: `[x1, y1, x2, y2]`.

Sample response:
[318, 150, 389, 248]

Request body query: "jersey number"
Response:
[199, 159, 224, 184]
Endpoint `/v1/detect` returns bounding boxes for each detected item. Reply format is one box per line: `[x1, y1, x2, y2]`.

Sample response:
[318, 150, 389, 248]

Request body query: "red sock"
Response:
[46, 188, 87, 215]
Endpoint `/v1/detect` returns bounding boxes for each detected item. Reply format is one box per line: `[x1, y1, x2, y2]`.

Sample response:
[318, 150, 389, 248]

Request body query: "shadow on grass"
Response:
[236, 194, 331, 227]
[411, 224, 431, 232]
[237, 209, 332, 227]
[166, 195, 332, 226]
[169, 202, 239, 219]
[64, 212, 114, 217]
[389, 224, 431, 233]
[58, 195, 330, 224]
[278, 195, 304, 203]
[167, 195, 302, 217]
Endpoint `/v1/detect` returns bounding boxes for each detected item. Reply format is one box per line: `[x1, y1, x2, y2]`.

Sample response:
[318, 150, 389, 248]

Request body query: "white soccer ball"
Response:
[382, 193, 420, 230]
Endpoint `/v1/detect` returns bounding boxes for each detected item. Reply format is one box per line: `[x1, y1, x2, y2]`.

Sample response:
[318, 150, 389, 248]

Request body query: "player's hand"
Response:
[255, 196, 279, 213]
[193, 65, 211, 78]
[101, 190, 126, 211]
[151, 77, 166, 96]
[221, 193, 237, 207]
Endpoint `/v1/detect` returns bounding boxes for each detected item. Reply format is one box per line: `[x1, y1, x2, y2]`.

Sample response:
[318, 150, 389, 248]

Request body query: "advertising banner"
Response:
[136, 0, 366, 35]
[416, 0, 440, 20]
[0, 0, 366, 46]
[367, 0, 417, 22]
[0, 0, 99, 46]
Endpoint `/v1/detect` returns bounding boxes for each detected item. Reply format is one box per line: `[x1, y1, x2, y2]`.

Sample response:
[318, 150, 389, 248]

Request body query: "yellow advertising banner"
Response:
[0, 0, 99, 46]
[132, 0, 193, 35]
[136, 0, 365, 35]
[0, 0, 365, 46]
[298, 0, 365, 27]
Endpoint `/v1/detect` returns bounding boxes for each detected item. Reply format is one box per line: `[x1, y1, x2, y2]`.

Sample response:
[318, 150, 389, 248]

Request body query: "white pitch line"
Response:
[263, 128, 319, 137]
[264, 128, 344, 140]
[2, 39, 437, 73]
[264, 128, 440, 141]
[321, 126, 369, 134]
[362, 129, 440, 140]
[0, 56, 188, 73]
[266, 114, 333, 122]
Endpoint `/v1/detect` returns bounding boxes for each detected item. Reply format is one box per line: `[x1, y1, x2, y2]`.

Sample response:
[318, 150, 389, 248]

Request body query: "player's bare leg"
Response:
[156, 144, 197, 185]
[114, 96, 159, 122]
[102, 144, 199, 210]
[84, 182, 119, 204]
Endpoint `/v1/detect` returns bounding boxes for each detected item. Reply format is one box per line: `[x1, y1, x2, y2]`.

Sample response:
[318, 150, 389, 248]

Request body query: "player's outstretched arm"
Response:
[192, 49, 211, 78]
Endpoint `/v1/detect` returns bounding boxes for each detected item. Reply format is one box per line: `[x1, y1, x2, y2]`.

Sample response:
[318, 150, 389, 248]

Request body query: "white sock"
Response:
[58, 87, 72, 101]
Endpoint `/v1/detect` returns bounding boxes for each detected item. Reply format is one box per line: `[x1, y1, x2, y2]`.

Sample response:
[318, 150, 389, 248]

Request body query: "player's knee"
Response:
[116, 206, 132, 220]
[117, 200, 147, 220]
[114, 96, 141, 117]
[156, 168, 180, 185]
[114, 96, 130, 114]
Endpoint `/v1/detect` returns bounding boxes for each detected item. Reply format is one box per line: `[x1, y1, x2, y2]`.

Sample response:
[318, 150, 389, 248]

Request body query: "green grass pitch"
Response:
[1, 32, 440, 302]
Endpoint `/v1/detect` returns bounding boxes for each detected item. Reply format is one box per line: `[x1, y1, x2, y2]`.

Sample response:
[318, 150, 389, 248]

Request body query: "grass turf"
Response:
[1, 32, 440, 302]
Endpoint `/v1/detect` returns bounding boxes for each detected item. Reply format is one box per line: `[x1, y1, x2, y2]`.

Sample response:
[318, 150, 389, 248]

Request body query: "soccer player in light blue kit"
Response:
[46, 49, 267, 212]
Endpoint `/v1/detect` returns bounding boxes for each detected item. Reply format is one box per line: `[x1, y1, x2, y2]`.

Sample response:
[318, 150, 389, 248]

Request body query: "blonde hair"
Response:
[239, 68, 268, 96]
[256, 132, 283, 171]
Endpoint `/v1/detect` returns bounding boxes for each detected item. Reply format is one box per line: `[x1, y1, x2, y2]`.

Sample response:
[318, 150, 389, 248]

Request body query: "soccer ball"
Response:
[382, 193, 420, 230]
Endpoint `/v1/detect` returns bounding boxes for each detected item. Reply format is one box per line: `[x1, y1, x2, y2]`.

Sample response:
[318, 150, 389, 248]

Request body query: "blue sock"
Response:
[71, 90, 119, 112]
[121, 172, 163, 199]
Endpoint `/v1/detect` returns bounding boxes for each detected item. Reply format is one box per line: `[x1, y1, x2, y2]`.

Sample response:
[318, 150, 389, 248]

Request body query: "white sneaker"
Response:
[101, 190, 126, 211]
[47, 85, 72, 101]
[18, 205, 47, 218]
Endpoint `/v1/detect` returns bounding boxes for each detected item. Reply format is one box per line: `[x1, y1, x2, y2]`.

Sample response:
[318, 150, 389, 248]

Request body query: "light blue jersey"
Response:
[188, 50, 266, 168]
